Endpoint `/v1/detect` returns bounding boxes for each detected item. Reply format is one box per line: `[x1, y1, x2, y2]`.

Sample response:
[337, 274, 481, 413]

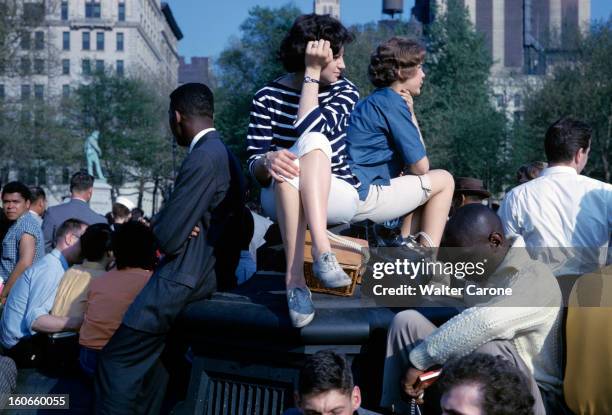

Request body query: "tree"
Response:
[214, 5, 301, 162]
[416, 0, 507, 192]
[72, 71, 175, 208]
[520, 19, 612, 183]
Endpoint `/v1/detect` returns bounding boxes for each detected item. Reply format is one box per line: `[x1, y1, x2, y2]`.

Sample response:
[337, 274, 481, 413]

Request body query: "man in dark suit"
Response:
[42, 171, 106, 252]
[94, 83, 245, 414]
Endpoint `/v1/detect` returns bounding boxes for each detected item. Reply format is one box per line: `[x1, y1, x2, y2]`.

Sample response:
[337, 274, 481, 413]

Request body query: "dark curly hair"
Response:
[368, 37, 425, 88]
[278, 14, 354, 73]
[438, 353, 535, 415]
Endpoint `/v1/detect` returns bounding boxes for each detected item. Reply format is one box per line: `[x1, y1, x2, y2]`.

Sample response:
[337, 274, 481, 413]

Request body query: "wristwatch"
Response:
[303, 75, 320, 84]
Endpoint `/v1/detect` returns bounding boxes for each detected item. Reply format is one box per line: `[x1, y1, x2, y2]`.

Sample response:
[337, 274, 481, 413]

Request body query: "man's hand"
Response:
[189, 226, 200, 239]
[264, 150, 299, 182]
[398, 89, 414, 113]
[305, 39, 333, 73]
[402, 367, 426, 405]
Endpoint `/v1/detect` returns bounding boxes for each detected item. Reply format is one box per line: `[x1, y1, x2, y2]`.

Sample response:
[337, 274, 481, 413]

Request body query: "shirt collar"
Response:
[29, 210, 41, 219]
[50, 249, 70, 271]
[189, 128, 215, 153]
[541, 165, 578, 177]
[487, 237, 529, 282]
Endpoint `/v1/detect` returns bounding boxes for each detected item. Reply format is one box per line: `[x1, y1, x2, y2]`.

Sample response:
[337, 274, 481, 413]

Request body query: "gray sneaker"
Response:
[312, 252, 352, 288]
[287, 287, 315, 328]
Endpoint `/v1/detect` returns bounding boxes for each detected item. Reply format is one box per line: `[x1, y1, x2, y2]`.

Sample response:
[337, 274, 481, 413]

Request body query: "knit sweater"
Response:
[409, 240, 564, 394]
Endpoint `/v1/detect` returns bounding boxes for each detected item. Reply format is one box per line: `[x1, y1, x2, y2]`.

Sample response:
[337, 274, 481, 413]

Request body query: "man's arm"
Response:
[31, 314, 82, 333]
[498, 191, 522, 239]
[408, 305, 558, 370]
[0, 234, 36, 303]
[153, 153, 220, 255]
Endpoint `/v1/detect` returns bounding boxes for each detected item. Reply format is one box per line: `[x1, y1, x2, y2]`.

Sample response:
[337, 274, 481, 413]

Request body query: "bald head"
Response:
[442, 204, 503, 248]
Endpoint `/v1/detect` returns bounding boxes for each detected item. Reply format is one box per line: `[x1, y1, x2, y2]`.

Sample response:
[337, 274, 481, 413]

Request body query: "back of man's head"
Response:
[29, 186, 46, 204]
[55, 218, 87, 245]
[439, 353, 535, 415]
[544, 117, 591, 164]
[80, 223, 112, 262]
[70, 171, 95, 195]
[170, 83, 214, 120]
[111, 203, 131, 223]
[442, 204, 503, 248]
[1, 181, 32, 201]
[112, 221, 156, 270]
[299, 350, 354, 398]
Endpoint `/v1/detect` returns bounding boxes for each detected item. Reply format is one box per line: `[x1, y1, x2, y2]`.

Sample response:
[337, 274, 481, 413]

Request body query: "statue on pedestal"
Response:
[85, 130, 106, 181]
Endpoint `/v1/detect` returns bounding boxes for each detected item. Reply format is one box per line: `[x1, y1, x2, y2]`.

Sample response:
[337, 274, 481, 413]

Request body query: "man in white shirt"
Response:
[499, 117, 612, 276]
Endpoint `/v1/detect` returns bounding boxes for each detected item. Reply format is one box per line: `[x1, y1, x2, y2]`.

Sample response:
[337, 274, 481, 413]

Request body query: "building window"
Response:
[85, 1, 101, 18]
[34, 58, 44, 74]
[34, 31, 44, 50]
[118, 2, 126, 21]
[20, 31, 31, 50]
[82, 32, 90, 50]
[116, 60, 124, 76]
[95, 59, 104, 73]
[96, 32, 104, 50]
[20, 58, 31, 75]
[62, 59, 70, 75]
[61, 0, 68, 20]
[62, 84, 70, 97]
[0, 85, 4, 100]
[514, 94, 522, 108]
[62, 31, 70, 50]
[116, 32, 124, 51]
[82, 59, 91, 75]
[34, 84, 44, 100]
[21, 85, 31, 100]
[23, 3, 44, 26]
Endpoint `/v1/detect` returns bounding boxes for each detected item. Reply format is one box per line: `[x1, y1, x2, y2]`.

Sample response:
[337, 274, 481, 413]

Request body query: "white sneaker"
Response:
[312, 252, 352, 288]
[287, 287, 315, 328]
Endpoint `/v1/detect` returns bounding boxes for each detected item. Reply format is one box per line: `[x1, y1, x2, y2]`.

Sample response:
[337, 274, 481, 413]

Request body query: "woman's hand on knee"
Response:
[265, 149, 299, 182]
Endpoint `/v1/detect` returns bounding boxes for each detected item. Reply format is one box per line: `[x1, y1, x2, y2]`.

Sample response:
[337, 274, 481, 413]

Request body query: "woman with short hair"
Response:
[246, 14, 361, 328]
[346, 37, 454, 248]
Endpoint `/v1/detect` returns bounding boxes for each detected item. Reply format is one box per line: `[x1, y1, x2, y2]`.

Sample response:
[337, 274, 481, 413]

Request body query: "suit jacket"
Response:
[122, 130, 245, 333]
[42, 199, 107, 252]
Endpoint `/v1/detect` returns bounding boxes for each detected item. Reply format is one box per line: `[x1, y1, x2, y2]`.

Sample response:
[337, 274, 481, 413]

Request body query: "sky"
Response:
[166, 0, 612, 61]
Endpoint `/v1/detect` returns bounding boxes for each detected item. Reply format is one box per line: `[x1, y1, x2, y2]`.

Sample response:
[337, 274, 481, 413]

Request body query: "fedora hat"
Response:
[454, 177, 491, 198]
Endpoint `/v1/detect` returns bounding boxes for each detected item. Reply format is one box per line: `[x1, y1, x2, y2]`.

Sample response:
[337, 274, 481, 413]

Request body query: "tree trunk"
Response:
[152, 176, 159, 215]
[137, 178, 145, 209]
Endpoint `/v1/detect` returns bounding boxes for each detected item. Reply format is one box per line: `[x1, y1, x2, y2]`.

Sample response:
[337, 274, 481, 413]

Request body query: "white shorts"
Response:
[260, 132, 360, 224]
[352, 174, 432, 223]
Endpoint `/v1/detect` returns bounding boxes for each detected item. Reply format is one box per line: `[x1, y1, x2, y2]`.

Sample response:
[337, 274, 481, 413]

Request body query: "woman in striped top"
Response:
[247, 14, 359, 328]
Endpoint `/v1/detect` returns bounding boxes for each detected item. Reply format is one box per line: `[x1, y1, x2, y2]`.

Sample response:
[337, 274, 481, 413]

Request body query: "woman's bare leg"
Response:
[299, 150, 332, 258]
[275, 182, 307, 290]
[418, 170, 454, 247]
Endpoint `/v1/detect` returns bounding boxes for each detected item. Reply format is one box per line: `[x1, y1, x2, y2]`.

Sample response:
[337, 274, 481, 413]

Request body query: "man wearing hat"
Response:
[451, 177, 491, 216]
[111, 197, 135, 226]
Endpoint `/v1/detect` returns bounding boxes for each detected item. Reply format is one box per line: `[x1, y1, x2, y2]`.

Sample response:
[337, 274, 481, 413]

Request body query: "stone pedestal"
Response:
[89, 181, 112, 215]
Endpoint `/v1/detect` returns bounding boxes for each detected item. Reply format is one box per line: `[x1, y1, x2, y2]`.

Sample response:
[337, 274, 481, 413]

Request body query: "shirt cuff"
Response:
[409, 343, 438, 371]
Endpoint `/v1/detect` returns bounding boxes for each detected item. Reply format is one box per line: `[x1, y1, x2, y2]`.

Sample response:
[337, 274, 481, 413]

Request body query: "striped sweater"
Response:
[246, 76, 359, 187]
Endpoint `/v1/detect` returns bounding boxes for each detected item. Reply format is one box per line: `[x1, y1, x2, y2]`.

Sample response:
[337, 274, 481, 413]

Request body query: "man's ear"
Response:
[174, 110, 182, 124]
[351, 386, 361, 410]
[25, 200, 31, 209]
[488, 232, 503, 248]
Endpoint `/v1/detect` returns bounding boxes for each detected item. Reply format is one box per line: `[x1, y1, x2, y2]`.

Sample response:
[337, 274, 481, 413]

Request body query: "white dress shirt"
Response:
[499, 166, 612, 276]
[188, 128, 215, 153]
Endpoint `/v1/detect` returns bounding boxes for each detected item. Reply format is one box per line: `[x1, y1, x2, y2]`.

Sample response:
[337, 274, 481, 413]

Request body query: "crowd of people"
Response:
[0, 12, 609, 415]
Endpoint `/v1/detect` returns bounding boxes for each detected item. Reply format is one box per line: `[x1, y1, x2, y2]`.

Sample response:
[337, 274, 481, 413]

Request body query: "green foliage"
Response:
[73, 72, 175, 198]
[521, 20, 612, 182]
[417, 0, 507, 191]
[214, 4, 301, 161]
